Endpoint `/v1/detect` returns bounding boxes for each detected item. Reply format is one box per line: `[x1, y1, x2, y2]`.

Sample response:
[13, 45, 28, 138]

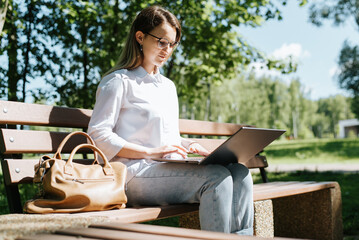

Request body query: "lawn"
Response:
[0, 138, 358, 237]
[263, 138, 359, 164]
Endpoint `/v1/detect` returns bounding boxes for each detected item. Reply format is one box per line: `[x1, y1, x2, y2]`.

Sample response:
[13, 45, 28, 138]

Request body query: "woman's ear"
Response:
[135, 31, 145, 45]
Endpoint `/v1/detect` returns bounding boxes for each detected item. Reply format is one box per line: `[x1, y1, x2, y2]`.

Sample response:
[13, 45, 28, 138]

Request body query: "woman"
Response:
[88, 5, 253, 235]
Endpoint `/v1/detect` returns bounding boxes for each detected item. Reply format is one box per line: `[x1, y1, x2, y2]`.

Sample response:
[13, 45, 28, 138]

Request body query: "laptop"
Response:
[152, 127, 286, 165]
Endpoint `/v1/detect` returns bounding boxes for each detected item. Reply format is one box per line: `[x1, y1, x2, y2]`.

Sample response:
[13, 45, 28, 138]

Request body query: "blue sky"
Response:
[239, 1, 359, 100]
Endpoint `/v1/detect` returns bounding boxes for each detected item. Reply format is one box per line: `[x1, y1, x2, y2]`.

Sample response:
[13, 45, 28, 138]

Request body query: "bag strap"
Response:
[64, 143, 114, 176]
[54, 131, 96, 160]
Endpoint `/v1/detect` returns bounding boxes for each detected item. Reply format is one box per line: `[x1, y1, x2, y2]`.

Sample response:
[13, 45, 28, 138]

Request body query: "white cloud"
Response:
[271, 43, 311, 61]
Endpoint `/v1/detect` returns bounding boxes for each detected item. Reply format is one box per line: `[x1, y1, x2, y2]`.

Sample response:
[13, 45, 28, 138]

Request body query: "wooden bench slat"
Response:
[0, 100, 247, 137]
[56, 227, 198, 240]
[18, 233, 99, 240]
[179, 119, 247, 136]
[189, 138, 226, 152]
[0, 129, 90, 154]
[254, 182, 317, 195]
[4, 155, 268, 185]
[4, 157, 337, 202]
[90, 222, 263, 240]
[3, 159, 96, 185]
[253, 182, 338, 201]
[0, 130, 226, 154]
[0, 100, 91, 128]
[252, 181, 307, 191]
[53, 205, 199, 223]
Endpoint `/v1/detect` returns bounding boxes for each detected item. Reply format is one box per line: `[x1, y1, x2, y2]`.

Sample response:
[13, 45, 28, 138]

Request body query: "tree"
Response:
[309, 0, 359, 118]
[1, 0, 306, 109]
[0, 0, 60, 103]
[315, 95, 354, 137]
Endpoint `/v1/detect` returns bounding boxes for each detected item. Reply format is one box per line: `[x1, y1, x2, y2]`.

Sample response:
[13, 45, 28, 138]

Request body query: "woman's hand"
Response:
[117, 143, 187, 159]
[148, 145, 188, 159]
[188, 142, 210, 156]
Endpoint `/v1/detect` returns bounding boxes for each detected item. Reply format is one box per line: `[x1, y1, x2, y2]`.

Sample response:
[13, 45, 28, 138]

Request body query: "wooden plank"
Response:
[18, 233, 99, 240]
[71, 204, 199, 223]
[187, 138, 226, 152]
[0, 129, 91, 154]
[1, 130, 228, 155]
[4, 159, 96, 184]
[179, 119, 248, 136]
[5, 158, 338, 201]
[0, 100, 247, 136]
[90, 222, 264, 240]
[3, 155, 268, 185]
[254, 182, 317, 192]
[56, 227, 201, 240]
[0, 100, 91, 128]
[253, 182, 338, 201]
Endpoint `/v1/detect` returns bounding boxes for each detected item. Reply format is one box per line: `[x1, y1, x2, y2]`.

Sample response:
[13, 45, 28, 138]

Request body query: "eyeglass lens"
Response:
[145, 32, 178, 49]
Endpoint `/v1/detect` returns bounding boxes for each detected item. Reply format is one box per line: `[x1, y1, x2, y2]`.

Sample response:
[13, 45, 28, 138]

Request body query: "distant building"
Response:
[338, 119, 359, 138]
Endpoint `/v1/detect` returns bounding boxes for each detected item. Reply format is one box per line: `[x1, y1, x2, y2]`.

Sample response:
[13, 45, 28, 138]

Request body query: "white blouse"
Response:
[88, 66, 183, 182]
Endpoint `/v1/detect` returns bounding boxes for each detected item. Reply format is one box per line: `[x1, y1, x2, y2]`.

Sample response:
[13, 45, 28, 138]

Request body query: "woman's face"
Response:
[136, 22, 177, 74]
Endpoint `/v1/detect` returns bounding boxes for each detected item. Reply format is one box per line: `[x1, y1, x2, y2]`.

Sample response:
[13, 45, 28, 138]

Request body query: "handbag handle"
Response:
[64, 143, 114, 176]
[54, 131, 97, 161]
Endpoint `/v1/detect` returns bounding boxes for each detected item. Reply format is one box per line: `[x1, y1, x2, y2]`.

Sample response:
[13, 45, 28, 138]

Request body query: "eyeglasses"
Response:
[145, 32, 179, 49]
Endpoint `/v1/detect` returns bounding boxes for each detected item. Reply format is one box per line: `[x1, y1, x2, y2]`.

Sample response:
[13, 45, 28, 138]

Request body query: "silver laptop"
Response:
[152, 127, 286, 165]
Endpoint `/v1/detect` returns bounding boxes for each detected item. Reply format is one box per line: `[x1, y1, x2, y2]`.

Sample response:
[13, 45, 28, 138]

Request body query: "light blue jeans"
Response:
[125, 163, 254, 235]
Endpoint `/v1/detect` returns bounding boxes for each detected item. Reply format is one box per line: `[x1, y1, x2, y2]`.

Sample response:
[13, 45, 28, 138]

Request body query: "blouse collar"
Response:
[131, 66, 162, 84]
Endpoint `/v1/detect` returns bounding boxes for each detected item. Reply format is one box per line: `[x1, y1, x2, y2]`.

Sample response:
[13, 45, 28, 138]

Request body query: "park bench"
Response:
[0, 100, 342, 239]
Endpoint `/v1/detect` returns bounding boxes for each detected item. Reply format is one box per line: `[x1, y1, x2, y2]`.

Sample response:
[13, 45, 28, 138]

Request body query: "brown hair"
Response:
[104, 6, 181, 76]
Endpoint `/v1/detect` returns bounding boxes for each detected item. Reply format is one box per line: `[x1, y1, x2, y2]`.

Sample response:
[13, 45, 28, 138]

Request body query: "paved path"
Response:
[256, 163, 359, 173]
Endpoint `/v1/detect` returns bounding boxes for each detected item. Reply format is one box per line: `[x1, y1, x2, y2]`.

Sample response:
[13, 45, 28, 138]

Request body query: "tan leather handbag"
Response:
[24, 131, 127, 213]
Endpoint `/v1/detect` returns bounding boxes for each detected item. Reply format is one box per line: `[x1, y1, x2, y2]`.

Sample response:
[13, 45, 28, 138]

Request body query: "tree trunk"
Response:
[81, 28, 89, 109]
[7, 4, 19, 101]
[0, 0, 8, 34]
[166, 55, 176, 79]
[22, 0, 34, 103]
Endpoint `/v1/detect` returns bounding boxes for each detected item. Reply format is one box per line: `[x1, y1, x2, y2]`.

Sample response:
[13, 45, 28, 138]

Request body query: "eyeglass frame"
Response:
[144, 32, 180, 49]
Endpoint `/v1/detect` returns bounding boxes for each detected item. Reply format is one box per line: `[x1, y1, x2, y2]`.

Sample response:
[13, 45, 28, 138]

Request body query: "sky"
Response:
[238, 1, 359, 100]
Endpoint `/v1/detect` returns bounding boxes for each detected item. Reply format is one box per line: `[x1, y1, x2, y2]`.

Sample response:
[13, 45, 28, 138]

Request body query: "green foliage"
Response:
[337, 41, 359, 118]
[308, 0, 359, 119]
[0, 0, 62, 102]
[0, 0, 303, 108]
[182, 72, 355, 139]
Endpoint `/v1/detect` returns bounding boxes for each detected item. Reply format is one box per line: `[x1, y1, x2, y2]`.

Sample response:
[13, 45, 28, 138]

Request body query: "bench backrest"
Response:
[0, 100, 268, 212]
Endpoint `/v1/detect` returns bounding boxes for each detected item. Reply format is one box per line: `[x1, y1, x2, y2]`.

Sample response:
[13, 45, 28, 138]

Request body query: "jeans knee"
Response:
[204, 165, 233, 193]
[226, 163, 253, 193]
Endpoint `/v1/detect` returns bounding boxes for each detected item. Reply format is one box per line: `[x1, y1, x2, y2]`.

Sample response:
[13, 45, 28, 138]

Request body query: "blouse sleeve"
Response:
[88, 75, 128, 160]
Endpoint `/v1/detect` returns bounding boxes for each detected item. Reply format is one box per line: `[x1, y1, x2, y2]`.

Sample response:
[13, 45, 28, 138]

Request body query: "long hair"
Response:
[104, 6, 181, 76]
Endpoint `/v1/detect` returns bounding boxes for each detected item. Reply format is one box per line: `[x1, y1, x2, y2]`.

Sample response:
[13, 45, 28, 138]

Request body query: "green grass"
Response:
[263, 138, 359, 164]
[1, 171, 358, 236]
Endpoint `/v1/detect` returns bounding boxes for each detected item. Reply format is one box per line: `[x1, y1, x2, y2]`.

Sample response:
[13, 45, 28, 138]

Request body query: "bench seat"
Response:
[0, 100, 343, 239]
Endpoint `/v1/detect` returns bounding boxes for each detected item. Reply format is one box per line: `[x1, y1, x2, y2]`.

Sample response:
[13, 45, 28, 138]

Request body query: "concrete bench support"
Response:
[272, 183, 342, 240]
